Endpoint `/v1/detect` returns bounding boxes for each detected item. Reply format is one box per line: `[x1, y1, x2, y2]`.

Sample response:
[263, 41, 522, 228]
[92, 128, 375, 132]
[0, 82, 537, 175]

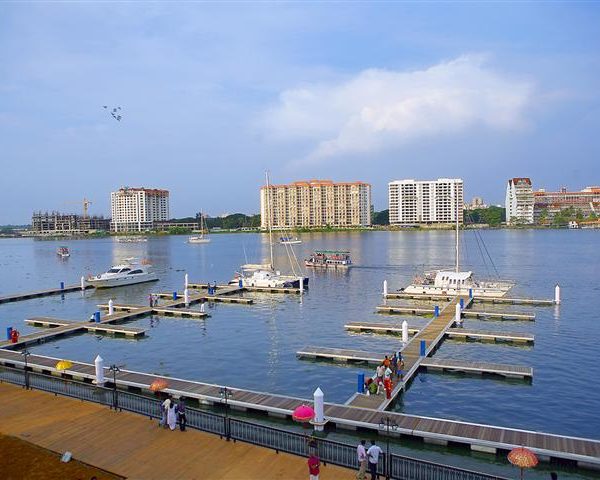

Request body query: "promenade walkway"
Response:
[0, 383, 352, 480]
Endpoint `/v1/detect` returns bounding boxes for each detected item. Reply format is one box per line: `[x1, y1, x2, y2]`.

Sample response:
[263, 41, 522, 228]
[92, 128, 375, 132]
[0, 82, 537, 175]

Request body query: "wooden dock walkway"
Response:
[376, 305, 535, 321]
[188, 282, 301, 294]
[385, 292, 554, 306]
[297, 346, 388, 365]
[151, 307, 210, 318]
[0, 283, 93, 304]
[0, 350, 597, 470]
[25, 317, 146, 337]
[344, 322, 534, 344]
[155, 292, 253, 304]
[420, 358, 533, 378]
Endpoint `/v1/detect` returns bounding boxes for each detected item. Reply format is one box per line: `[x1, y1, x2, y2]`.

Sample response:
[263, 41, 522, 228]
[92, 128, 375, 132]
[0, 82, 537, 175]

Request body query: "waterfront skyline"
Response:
[1, 2, 600, 223]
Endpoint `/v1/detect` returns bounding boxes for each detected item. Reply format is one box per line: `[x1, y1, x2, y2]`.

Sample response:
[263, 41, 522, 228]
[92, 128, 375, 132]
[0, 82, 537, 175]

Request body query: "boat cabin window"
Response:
[120, 268, 131, 273]
[128, 269, 143, 275]
[108, 268, 121, 273]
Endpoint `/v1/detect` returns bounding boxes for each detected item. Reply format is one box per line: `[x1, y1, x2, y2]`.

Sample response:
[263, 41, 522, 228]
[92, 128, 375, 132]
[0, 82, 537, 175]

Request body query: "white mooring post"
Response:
[555, 284, 561, 305]
[200, 302, 205, 313]
[455, 302, 462, 325]
[94, 355, 105, 385]
[383, 280, 388, 297]
[402, 320, 409, 343]
[108, 299, 114, 316]
[184, 288, 190, 307]
[313, 387, 324, 432]
[80, 276, 85, 291]
[299, 277, 304, 294]
[184, 273, 189, 290]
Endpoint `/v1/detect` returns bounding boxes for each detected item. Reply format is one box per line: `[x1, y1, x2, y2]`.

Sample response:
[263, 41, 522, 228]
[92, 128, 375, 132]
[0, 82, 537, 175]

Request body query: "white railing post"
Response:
[94, 355, 105, 385]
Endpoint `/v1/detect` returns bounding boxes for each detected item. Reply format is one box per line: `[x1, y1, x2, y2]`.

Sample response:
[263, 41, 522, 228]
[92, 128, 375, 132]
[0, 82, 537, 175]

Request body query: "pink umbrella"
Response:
[292, 404, 315, 423]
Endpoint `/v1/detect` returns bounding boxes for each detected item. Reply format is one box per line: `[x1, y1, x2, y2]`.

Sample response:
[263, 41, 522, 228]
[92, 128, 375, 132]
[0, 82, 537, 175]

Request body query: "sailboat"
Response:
[403, 191, 513, 298]
[188, 212, 211, 244]
[230, 172, 308, 289]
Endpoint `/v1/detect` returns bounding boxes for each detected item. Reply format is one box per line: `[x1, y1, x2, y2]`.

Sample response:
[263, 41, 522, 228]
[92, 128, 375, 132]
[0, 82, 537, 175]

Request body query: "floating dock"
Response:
[0, 284, 93, 304]
[385, 292, 554, 306]
[25, 317, 146, 337]
[376, 305, 535, 321]
[154, 292, 253, 304]
[297, 346, 388, 365]
[344, 322, 534, 345]
[420, 358, 533, 379]
[151, 307, 210, 318]
[188, 283, 301, 294]
[0, 349, 595, 469]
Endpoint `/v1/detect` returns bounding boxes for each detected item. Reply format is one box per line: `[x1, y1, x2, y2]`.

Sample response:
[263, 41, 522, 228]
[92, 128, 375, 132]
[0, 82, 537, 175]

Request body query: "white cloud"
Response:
[260, 55, 534, 164]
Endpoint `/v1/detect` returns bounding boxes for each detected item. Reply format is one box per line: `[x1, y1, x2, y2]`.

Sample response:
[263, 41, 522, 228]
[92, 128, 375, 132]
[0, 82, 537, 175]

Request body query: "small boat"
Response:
[56, 246, 70, 258]
[188, 211, 211, 244]
[305, 250, 352, 269]
[279, 236, 302, 245]
[116, 236, 148, 243]
[86, 259, 158, 288]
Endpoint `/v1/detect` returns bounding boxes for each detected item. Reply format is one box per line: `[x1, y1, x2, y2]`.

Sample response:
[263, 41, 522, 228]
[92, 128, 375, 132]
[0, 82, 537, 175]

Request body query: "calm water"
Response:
[1, 231, 599, 476]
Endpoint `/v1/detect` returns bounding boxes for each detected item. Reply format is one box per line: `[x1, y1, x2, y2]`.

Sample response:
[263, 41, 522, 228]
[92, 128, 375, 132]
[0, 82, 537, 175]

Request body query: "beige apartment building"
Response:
[110, 187, 169, 232]
[260, 180, 371, 229]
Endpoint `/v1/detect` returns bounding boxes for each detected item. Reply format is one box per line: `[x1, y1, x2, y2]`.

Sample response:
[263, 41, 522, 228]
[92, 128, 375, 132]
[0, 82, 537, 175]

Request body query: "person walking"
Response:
[307, 453, 320, 480]
[160, 396, 171, 428]
[356, 439, 367, 480]
[148, 294, 154, 307]
[367, 440, 383, 480]
[176, 397, 187, 431]
[167, 400, 177, 430]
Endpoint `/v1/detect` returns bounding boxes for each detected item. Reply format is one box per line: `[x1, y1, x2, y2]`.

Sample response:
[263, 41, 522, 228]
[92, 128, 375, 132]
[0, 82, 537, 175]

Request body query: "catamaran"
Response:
[188, 212, 211, 244]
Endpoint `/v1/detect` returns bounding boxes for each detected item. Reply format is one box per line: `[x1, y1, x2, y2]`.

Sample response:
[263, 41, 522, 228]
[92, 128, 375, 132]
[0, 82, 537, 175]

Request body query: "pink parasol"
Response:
[292, 404, 315, 423]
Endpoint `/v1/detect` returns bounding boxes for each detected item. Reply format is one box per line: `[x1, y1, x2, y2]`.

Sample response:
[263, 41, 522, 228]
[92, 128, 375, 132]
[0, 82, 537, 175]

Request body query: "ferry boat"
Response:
[56, 246, 70, 258]
[305, 250, 352, 269]
[86, 259, 158, 288]
[279, 236, 302, 245]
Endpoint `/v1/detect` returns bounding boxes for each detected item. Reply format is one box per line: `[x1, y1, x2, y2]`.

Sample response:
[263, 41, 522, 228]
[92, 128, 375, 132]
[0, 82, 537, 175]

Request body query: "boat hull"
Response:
[87, 274, 159, 289]
[305, 263, 351, 269]
[188, 239, 211, 244]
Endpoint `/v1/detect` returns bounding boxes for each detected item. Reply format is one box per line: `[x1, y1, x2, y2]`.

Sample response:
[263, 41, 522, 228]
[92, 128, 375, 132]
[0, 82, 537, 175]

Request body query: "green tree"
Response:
[372, 209, 389, 225]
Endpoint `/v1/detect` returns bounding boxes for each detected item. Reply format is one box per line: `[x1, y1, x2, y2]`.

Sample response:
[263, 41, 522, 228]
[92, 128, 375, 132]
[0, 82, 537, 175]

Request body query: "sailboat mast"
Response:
[455, 183, 459, 273]
[265, 171, 274, 269]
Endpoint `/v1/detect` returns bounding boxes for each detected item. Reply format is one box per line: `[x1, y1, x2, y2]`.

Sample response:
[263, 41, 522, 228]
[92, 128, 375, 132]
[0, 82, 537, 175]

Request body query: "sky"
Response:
[1, 2, 599, 223]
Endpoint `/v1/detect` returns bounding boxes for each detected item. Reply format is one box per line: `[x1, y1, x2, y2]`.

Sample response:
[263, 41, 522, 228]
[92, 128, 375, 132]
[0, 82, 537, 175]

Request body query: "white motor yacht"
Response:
[87, 259, 158, 288]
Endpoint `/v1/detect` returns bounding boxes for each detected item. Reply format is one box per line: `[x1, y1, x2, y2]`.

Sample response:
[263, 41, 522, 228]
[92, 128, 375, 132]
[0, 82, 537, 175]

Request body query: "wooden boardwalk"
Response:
[25, 317, 146, 337]
[376, 305, 535, 321]
[345, 322, 534, 344]
[420, 358, 533, 378]
[0, 350, 598, 469]
[0, 383, 351, 480]
[151, 307, 210, 318]
[0, 283, 93, 304]
[385, 292, 554, 306]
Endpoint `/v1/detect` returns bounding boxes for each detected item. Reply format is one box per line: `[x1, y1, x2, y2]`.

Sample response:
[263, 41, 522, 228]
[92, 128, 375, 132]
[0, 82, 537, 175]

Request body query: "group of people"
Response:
[356, 439, 383, 480]
[364, 353, 404, 399]
[159, 395, 187, 431]
[148, 294, 160, 307]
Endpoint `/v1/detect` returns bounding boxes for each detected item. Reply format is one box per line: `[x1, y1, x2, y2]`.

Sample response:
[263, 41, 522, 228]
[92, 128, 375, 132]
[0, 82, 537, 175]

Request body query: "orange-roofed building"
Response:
[110, 187, 170, 232]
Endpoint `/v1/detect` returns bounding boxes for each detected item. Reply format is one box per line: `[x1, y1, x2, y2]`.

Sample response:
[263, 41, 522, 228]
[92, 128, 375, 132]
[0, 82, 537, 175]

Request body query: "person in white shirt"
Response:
[160, 396, 171, 429]
[356, 439, 367, 480]
[367, 440, 383, 480]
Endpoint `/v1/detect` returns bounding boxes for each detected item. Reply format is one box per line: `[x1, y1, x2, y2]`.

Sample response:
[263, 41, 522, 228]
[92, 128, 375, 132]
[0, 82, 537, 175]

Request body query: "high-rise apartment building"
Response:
[110, 187, 169, 232]
[388, 178, 464, 225]
[260, 180, 371, 229]
[505, 178, 534, 225]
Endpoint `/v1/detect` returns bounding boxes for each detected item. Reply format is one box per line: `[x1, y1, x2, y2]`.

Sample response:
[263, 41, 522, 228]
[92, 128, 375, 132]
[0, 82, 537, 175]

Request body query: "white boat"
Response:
[188, 212, 211, 244]
[305, 250, 352, 269]
[56, 246, 70, 258]
[279, 236, 302, 245]
[231, 172, 308, 289]
[402, 193, 513, 298]
[116, 236, 148, 243]
[87, 259, 158, 288]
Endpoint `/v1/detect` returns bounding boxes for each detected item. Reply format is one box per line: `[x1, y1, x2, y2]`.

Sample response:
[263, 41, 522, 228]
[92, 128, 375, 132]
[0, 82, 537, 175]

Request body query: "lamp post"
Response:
[219, 386, 233, 441]
[21, 349, 31, 390]
[109, 364, 121, 411]
[379, 415, 399, 480]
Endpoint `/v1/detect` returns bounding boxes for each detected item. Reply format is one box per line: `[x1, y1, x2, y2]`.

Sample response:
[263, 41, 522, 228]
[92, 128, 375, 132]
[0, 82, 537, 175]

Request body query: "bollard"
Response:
[94, 311, 100, 323]
[357, 373, 365, 393]
[455, 303, 462, 325]
[383, 280, 388, 297]
[555, 284, 561, 305]
[313, 387, 325, 432]
[434, 305, 440, 317]
[94, 355, 105, 385]
[6, 327, 13, 341]
[173, 291, 178, 300]
[108, 299, 114, 316]
[460, 298, 464, 309]
[81, 276, 85, 291]
[469, 288, 473, 299]
[401, 320, 409, 343]
[184, 288, 190, 307]
[420, 340, 426, 356]
[184, 273, 189, 289]
[60, 281, 65, 290]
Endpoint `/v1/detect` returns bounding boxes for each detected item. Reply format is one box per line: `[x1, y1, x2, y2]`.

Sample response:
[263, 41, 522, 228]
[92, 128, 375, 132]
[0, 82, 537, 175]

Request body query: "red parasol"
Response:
[292, 404, 315, 423]
[149, 378, 169, 392]
[508, 447, 538, 479]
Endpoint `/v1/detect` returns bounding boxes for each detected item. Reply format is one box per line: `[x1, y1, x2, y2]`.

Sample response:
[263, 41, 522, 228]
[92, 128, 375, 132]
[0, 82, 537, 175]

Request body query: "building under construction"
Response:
[31, 211, 111, 235]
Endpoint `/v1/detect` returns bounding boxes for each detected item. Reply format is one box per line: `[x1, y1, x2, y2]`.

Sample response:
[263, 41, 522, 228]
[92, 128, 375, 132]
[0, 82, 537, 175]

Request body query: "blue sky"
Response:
[1, 2, 599, 223]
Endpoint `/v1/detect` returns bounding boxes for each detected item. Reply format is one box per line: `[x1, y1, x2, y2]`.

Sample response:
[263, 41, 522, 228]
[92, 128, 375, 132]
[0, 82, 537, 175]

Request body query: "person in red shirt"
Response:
[308, 453, 320, 480]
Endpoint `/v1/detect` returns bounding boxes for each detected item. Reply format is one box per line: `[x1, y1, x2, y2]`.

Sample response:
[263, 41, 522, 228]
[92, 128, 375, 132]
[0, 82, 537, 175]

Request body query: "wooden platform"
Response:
[0, 350, 597, 470]
[385, 292, 554, 306]
[25, 317, 146, 337]
[188, 283, 301, 294]
[420, 358, 533, 378]
[154, 292, 253, 304]
[345, 322, 534, 344]
[151, 307, 210, 318]
[0, 284, 93, 304]
[297, 346, 388, 365]
[376, 305, 535, 321]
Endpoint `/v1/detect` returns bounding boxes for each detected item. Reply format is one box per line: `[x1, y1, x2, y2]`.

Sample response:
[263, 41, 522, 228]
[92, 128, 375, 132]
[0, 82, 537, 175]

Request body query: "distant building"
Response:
[534, 186, 600, 222]
[31, 212, 110, 235]
[260, 180, 371, 229]
[388, 178, 464, 225]
[110, 187, 169, 232]
[464, 197, 488, 211]
[505, 178, 534, 225]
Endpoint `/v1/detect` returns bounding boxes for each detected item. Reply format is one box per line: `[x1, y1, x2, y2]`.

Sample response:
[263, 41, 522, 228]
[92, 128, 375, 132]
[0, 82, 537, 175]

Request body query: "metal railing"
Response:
[0, 365, 507, 480]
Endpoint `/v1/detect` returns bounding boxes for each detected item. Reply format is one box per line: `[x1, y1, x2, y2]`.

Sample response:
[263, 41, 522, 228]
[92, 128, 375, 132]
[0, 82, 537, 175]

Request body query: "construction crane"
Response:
[64, 198, 93, 218]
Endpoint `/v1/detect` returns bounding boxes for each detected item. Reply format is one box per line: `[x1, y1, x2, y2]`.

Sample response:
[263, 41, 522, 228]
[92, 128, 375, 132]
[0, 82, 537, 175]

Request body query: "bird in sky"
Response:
[102, 105, 123, 121]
